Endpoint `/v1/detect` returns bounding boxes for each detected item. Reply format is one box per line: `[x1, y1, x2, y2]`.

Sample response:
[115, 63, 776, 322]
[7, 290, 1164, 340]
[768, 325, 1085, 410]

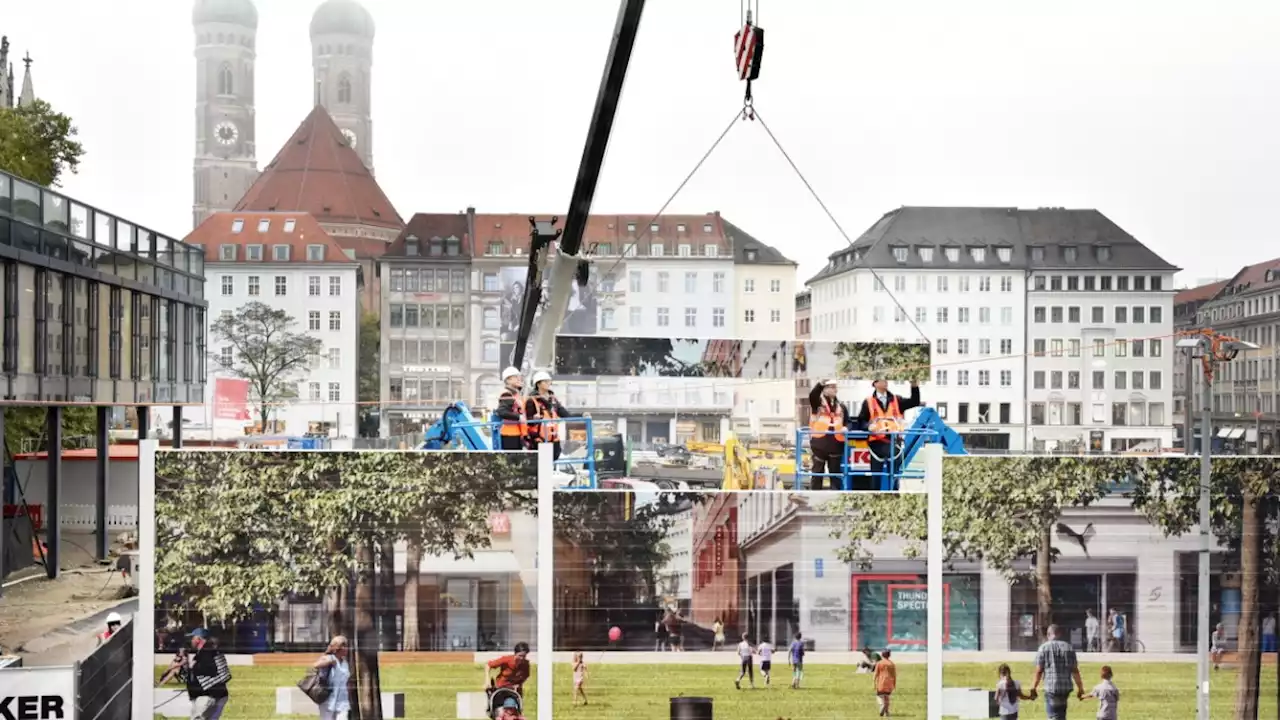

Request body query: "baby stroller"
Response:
[488, 687, 525, 720]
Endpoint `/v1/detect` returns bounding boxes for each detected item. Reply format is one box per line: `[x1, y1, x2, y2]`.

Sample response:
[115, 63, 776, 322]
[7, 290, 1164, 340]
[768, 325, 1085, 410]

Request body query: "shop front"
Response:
[849, 573, 982, 652]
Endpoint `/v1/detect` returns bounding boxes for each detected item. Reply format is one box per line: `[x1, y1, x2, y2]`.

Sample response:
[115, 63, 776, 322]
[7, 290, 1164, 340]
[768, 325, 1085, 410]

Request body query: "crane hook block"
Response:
[734, 21, 764, 82]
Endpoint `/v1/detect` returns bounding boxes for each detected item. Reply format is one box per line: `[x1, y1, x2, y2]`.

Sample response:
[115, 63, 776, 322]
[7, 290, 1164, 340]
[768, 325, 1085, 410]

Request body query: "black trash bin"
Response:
[670, 696, 713, 720]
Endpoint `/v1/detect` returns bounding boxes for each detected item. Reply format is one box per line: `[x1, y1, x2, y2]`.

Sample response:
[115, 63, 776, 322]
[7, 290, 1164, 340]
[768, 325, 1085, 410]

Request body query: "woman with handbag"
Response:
[299, 635, 352, 720]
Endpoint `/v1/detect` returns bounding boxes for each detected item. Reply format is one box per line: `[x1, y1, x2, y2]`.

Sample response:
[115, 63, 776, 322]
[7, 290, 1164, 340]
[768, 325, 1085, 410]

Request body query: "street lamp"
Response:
[1177, 334, 1259, 720]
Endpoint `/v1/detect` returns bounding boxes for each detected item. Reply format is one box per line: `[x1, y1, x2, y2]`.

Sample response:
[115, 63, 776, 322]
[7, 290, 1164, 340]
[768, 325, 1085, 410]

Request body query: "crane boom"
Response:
[510, 0, 647, 370]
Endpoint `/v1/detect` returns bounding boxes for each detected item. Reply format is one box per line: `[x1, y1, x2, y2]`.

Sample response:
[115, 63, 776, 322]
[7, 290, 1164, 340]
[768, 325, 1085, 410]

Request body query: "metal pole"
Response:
[1197, 345, 1212, 720]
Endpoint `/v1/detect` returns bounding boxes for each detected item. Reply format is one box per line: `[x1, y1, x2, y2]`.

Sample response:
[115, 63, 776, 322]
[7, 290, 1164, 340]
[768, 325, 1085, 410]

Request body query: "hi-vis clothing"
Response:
[497, 390, 529, 438]
[809, 402, 846, 442]
[865, 394, 905, 443]
[533, 396, 560, 442]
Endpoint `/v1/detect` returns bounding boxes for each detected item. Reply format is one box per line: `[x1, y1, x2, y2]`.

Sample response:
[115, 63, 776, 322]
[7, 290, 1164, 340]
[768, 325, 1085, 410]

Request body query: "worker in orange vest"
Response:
[807, 379, 853, 490]
[854, 377, 921, 490]
[495, 366, 531, 451]
[526, 371, 583, 461]
[98, 612, 124, 646]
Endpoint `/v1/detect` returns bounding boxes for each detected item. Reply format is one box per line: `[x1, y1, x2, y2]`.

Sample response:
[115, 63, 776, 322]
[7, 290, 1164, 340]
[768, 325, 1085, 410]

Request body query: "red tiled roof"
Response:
[235, 105, 404, 231]
[1175, 280, 1228, 305]
[1222, 256, 1280, 295]
[185, 212, 357, 265]
[468, 212, 729, 256]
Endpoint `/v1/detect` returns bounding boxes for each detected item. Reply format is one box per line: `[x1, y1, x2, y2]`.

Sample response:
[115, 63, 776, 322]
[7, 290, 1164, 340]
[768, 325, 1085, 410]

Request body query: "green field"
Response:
[944, 662, 1279, 719]
[153, 664, 538, 719]
[551, 662, 925, 719]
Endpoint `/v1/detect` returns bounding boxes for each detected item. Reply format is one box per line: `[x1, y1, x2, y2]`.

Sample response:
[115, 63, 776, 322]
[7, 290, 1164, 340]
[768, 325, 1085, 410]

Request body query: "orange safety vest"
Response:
[809, 401, 845, 443]
[866, 394, 904, 443]
[499, 391, 529, 438]
[534, 397, 560, 443]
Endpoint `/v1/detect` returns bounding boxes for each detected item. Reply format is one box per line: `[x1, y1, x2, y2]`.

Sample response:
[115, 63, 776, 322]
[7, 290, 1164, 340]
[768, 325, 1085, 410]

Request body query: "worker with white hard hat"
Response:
[495, 366, 531, 451]
[526, 371, 580, 461]
[98, 611, 124, 645]
[807, 378, 852, 490]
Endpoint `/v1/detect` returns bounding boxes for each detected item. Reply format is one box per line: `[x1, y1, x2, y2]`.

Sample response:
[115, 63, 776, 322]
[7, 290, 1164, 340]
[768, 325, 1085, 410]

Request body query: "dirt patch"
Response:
[0, 568, 134, 654]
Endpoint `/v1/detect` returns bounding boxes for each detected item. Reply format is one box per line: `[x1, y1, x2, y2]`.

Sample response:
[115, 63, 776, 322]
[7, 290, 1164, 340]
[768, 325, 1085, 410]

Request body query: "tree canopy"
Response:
[3, 407, 98, 454]
[0, 98, 84, 187]
[209, 302, 323, 427]
[154, 451, 537, 621]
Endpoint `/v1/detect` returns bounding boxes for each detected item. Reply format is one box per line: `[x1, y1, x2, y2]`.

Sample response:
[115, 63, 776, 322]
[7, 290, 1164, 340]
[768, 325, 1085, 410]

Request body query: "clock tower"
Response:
[311, 0, 376, 173]
[192, 0, 260, 229]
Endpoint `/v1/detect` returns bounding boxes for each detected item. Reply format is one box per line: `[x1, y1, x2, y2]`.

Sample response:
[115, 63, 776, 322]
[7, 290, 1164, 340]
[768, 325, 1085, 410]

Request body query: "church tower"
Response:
[192, 0, 260, 229]
[310, 0, 376, 173]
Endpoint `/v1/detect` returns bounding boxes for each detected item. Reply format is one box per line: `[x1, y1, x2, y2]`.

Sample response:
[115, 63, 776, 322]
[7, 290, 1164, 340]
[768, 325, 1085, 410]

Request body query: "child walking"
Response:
[735, 633, 756, 690]
[1085, 665, 1119, 720]
[995, 663, 1035, 720]
[788, 632, 805, 689]
[571, 651, 589, 706]
[757, 638, 774, 686]
[873, 649, 896, 717]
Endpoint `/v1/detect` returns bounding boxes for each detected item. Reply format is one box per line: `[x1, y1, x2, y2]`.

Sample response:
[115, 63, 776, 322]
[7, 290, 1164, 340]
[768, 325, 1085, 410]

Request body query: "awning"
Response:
[394, 550, 522, 575]
[1217, 428, 1232, 438]
[1229, 428, 1246, 440]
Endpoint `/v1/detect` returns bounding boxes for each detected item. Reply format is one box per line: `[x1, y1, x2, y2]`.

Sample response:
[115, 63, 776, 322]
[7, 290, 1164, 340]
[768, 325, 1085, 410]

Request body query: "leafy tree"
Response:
[829, 456, 1122, 638]
[0, 99, 84, 187]
[3, 407, 97, 455]
[553, 337, 723, 377]
[209, 302, 322, 430]
[1126, 456, 1279, 720]
[357, 313, 380, 435]
[155, 451, 536, 720]
[833, 341, 931, 384]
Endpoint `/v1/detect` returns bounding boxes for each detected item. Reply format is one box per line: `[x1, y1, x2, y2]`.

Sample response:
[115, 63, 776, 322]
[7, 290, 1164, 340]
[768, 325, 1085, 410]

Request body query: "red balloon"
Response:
[608, 626, 622, 642]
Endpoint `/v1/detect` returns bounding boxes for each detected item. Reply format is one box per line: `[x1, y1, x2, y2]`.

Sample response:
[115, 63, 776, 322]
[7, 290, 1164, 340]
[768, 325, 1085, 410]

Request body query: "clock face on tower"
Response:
[214, 121, 239, 146]
[341, 128, 357, 149]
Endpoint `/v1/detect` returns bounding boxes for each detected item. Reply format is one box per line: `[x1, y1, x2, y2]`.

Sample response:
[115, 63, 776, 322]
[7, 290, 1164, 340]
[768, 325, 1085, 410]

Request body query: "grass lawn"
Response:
[153, 663, 538, 719]
[944, 662, 1279, 719]
[551, 662, 926, 719]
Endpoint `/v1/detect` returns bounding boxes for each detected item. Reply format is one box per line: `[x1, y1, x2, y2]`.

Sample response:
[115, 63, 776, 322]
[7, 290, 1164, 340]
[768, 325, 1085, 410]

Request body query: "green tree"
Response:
[553, 337, 723, 377]
[829, 456, 1123, 638]
[1126, 456, 1279, 720]
[833, 341, 931, 383]
[3, 407, 97, 456]
[0, 98, 84, 187]
[357, 313, 380, 436]
[154, 451, 536, 720]
[209, 302, 322, 430]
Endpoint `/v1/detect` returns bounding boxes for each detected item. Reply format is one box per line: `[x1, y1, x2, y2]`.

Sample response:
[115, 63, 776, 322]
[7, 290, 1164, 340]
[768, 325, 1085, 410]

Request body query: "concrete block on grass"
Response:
[276, 687, 406, 717]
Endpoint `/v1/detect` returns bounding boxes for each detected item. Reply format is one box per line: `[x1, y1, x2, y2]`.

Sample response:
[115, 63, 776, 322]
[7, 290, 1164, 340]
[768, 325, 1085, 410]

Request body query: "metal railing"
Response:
[442, 416, 600, 488]
[793, 427, 934, 491]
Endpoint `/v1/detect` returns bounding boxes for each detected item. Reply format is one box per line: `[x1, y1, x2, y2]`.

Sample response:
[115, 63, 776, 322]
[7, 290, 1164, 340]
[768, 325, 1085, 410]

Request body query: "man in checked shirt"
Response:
[1030, 624, 1085, 720]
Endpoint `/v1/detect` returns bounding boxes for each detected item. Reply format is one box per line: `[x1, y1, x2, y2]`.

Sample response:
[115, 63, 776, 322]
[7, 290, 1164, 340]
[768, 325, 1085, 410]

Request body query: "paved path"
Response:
[18, 598, 136, 667]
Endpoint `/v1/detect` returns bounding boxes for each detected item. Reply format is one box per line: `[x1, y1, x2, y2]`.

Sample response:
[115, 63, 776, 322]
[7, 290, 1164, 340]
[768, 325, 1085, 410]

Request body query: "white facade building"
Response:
[656, 507, 695, 607]
[624, 258, 735, 339]
[191, 211, 361, 437]
[725, 220, 798, 339]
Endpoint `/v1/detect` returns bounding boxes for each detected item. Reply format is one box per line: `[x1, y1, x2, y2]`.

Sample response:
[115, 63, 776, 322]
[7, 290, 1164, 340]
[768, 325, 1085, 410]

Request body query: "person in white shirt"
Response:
[757, 640, 774, 686]
[1085, 609, 1100, 652]
[734, 633, 755, 690]
[1210, 622, 1226, 670]
[1263, 612, 1277, 654]
[1087, 665, 1120, 720]
[995, 663, 1033, 720]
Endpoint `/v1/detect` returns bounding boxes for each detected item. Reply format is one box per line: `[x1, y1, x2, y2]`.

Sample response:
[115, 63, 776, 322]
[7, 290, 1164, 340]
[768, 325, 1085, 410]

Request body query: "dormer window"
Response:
[704, 244, 719, 258]
[405, 235, 419, 256]
[970, 247, 986, 263]
[679, 244, 692, 257]
[283, 219, 297, 233]
[1030, 246, 1045, 263]
[1095, 245, 1111, 262]
[446, 237, 460, 256]
[676, 223, 687, 233]
[1267, 269, 1277, 282]
[231, 219, 245, 233]
[918, 247, 934, 263]
[1063, 246, 1078, 262]
[487, 241, 503, 255]
[218, 244, 236, 261]
[247, 244, 263, 261]
[944, 247, 959, 262]
[306, 244, 325, 261]
[997, 247, 1012, 263]
[257, 218, 270, 232]
[891, 246, 908, 263]
[745, 248, 757, 262]
[429, 237, 443, 256]
[702, 223, 713, 233]
[627, 223, 637, 233]
[272, 244, 290, 261]
[651, 243, 664, 257]
[650, 223, 660, 233]
[853, 249, 864, 263]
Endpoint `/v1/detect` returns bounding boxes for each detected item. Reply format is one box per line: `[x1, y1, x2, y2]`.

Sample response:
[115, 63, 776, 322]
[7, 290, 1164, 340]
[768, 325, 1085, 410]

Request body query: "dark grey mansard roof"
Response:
[721, 219, 797, 266]
[806, 206, 1179, 284]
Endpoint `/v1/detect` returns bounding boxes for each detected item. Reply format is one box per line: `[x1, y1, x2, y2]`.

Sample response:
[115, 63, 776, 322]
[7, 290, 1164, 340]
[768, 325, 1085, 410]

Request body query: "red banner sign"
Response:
[488, 513, 511, 535]
[213, 378, 251, 421]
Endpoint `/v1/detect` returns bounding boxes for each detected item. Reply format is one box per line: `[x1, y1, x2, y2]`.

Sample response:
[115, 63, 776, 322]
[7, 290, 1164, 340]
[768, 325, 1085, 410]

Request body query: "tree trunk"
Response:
[402, 540, 422, 651]
[1037, 525, 1054, 639]
[326, 538, 348, 640]
[352, 541, 383, 720]
[1235, 486, 1262, 719]
[379, 543, 396, 650]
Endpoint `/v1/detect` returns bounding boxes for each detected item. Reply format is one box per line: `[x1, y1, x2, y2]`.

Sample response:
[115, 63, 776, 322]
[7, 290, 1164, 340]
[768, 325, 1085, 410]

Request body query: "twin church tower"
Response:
[192, 0, 377, 228]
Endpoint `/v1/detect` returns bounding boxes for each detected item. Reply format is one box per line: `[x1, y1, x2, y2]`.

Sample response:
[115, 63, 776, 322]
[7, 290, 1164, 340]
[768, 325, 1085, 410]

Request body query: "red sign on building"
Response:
[488, 513, 511, 535]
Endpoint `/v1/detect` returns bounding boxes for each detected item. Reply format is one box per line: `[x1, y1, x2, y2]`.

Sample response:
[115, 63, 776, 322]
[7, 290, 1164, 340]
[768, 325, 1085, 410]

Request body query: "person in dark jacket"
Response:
[526, 371, 581, 461]
[808, 379, 853, 490]
[495, 366, 531, 451]
[160, 628, 231, 719]
[854, 378, 921, 490]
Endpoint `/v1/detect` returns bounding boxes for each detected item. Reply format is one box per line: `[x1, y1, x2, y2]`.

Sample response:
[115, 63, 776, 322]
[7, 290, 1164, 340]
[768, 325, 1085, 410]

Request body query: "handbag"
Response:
[297, 662, 332, 705]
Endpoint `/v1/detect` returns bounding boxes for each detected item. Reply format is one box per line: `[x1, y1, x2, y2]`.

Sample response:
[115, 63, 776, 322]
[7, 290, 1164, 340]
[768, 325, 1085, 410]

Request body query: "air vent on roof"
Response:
[372, 209, 381, 217]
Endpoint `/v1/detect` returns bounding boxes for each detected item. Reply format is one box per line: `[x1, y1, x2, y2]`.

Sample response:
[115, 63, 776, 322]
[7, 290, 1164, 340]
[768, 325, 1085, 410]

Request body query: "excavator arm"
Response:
[509, 0, 647, 370]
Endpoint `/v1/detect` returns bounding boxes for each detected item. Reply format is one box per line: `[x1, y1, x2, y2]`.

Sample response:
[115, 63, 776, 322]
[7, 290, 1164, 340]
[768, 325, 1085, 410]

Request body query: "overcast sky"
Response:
[6, 0, 1278, 285]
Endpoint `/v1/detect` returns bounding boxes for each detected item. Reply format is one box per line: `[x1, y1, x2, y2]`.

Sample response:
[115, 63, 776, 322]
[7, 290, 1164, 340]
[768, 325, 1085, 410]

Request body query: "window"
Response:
[1132, 339, 1145, 357]
[230, 219, 244, 233]
[1100, 276, 1113, 291]
[1051, 276, 1062, 291]
[483, 341, 499, 363]
[273, 244, 290, 261]
[309, 276, 321, 296]
[327, 348, 341, 369]
[979, 338, 991, 355]
[275, 276, 287, 296]
[1114, 339, 1128, 357]
[601, 308, 616, 330]
[977, 276, 991, 292]
[657, 308, 670, 327]
[895, 307, 907, 324]
[1033, 339, 1046, 356]
[1000, 339, 1012, 355]
[1067, 275, 1079, 290]
[1084, 276, 1096, 291]
[937, 276, 949, 292]
[328, 382, 341, 402]
[713, 308, 725, 327]
[920, 248, 934, 262]
[1149, 402, 1165, 425]
[220, 275, 233, 295]
[484, 273, 499, 292]
[1051, 307, 1063, 323]
[936, 339, 948, 354]
[958, 276, 971, 292]
[1030, 402, 1045, 425]
[1132, 371, 1144, 390]
[630, 307, 642, 327]
[970, 247, 986, 263]
[1091, 306, 1104, 323]
[685, 308, 697, 327]
[308, 382, 321, 401]
[978, 307, 991, 324]
[1063, 246, 1078, 263]
[1000, 370, 1012, 387]
[874, 307, 885, 323]
[1097, 245, 1112, 262]
[247, 276, 260, 296]
[957, 339, 970, 355]
[483, 307, 499, 330]
[651, 243, 664, 257]
[685, 272, 698, 293]
[1130, 305, 1145, 323]
[1150, 306, 1163, 323]
[678, 244, 692, 257]
[247, 244, 262, 261]
[958, 307, 970, 324]
[771, 309, 781, 323]
[713, 272, 725, 292]
[894, 276, 908, 292]
[1034, 276, 1046, 291]
[309, 311, 321, 331]
[306, 244, 324, 261]
[945, 247, 960, 262]
[1068, 339, 1081, 357]
[1150, 338, 1163, 357]
[957, 370, 970, 386]
[1114, 306, 1127, 323]
[219, 244, 237, 261]
[978, 370, 990, 387]
[1051, 371, 1063, 389]
[915, 307, 927, 323]
[487, 241, 503, 255]
[1068, 371, 1080, 389]
[329, 276, 342, 296]
[936, 308, 948, 323]
[1149, 371, 1162, 390]
[744, 309, 755, 323]
[657, 272, 670, 293]
[997, 247, 1012, 263]
[744, 278, 755, 293]
[452, 270, 466, 293]
[1092, 370, 1105, 389]
[892, 246, 908, 263]
[1068, 306, 1081, 323]
[629, 271, 642, 292]
[1034, 307, 1046, 323]
[703, 223, 713, 233]
[389, 305, 404, 328]
[328, 311, 341, 331]
[1151, 276, 1163, 291]
[1114, 371, 1127, 390]
[1093, 338, 1106, 357]
[935, 370, 948, 385]
[770, 279, 782, 293]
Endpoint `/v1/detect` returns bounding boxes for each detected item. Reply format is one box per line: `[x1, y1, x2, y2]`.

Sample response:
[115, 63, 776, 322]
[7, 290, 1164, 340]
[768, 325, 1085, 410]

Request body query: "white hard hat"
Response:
[106, 612, 123, 625]
[501, 366, 521, 381]
[823, 378, 839, 386]
[531, 370, 552, 385]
